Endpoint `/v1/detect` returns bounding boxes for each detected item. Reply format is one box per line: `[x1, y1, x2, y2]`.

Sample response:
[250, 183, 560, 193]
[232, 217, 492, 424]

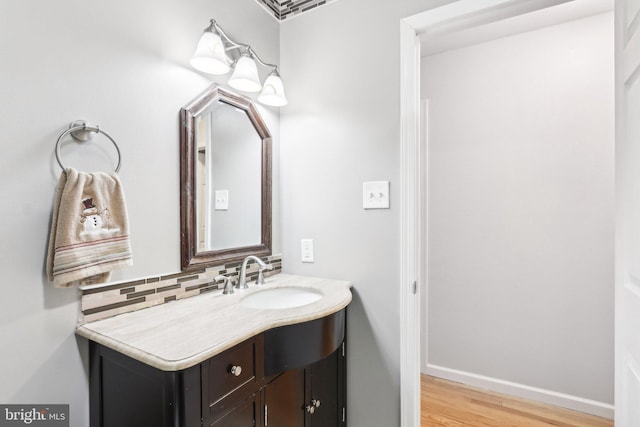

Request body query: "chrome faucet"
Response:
[237, 256, 273, 289]
[255, 261, 274, 285]
[216, 275, 234, 295]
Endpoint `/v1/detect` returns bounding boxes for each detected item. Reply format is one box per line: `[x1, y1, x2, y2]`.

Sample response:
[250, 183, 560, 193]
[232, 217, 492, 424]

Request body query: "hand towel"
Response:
[46, 168, 133, 287]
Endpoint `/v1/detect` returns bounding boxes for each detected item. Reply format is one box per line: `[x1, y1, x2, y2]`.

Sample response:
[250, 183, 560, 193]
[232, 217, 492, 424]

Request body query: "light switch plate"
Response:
[215, 190, 229, 210]
[363, 181, 390, 209]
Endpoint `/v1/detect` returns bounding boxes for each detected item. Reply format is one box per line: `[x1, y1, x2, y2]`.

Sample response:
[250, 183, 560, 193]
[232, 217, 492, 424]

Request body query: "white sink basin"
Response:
[240, 287, 323, 309]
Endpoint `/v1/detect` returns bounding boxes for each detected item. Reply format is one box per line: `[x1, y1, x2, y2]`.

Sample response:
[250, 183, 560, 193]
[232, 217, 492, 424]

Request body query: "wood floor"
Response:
[421, 375, 614, 427]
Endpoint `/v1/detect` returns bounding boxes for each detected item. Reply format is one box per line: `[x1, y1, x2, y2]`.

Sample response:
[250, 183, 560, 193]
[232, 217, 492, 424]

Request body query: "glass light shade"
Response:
[190, 31, 232, 75]
[228, 55, 262, 93]
[258, 72, 287, 107]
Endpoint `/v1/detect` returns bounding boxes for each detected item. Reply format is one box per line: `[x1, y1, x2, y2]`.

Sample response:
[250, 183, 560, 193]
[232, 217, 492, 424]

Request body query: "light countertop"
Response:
[76, 274, 352, 371]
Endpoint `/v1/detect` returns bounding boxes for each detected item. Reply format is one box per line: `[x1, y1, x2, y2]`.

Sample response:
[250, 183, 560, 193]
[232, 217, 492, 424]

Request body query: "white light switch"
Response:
[215, 190, 229, 210]
[363, 181, 390, 209]
[301, 239, 314, 263]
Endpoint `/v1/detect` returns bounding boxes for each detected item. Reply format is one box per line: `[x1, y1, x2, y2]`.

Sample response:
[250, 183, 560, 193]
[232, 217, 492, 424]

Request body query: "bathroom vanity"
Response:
[77, 274, 351, 427]
[74, 79, 349, 426]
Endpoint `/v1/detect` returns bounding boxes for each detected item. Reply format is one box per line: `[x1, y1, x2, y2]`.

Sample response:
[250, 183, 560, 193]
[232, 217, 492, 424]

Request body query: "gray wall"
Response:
[422, 13, 614, 403]
[0, 1, 278, 425]
[278, 1, 453, 426]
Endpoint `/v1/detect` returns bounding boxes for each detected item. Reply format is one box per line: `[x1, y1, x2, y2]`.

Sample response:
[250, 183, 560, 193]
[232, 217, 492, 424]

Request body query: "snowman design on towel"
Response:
[79, 197, 119, 236]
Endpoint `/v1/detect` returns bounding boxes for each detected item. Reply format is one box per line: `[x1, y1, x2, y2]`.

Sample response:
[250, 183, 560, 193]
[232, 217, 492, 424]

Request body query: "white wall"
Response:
[0, 1, 278, 425]
[422, 13, 614, 404]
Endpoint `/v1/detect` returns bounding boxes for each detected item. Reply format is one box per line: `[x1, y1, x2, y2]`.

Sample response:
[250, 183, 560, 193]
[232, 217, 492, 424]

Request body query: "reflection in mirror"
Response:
[196, 100, 262, 250]
[181, 84, 271, 270]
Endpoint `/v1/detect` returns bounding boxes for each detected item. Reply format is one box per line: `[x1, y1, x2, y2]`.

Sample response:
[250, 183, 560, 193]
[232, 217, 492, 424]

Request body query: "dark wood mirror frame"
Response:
[180, 84, 272, 270]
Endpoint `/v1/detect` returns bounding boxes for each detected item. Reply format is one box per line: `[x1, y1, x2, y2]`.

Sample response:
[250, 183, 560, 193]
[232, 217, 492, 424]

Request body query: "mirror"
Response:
[180, 84, 272, 270]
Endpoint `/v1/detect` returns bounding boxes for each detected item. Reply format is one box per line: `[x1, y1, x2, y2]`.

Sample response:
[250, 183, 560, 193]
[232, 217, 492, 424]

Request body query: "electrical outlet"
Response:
[301, 239, 314, 263]
[363, 181, 390, 209]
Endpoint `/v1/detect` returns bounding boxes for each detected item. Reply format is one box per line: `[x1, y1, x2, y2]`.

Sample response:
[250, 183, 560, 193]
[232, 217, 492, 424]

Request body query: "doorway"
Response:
[400, 1, 614, 425]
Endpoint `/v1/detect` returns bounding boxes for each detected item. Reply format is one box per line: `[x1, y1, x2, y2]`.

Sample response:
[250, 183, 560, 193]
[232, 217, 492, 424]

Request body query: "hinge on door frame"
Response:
[342, 342, 345, 357]
[412, 280, 417, 294]
[264, 404, 268, 426]
[342, 407, 346, 423]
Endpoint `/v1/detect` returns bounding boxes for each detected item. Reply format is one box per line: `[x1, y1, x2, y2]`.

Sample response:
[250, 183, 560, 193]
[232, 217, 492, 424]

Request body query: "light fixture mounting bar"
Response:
[208, 19, 278, 72]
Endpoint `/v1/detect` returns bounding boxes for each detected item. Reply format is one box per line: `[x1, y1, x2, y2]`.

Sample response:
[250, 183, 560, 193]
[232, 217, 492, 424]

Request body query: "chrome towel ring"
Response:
[55, 120, 122, 173]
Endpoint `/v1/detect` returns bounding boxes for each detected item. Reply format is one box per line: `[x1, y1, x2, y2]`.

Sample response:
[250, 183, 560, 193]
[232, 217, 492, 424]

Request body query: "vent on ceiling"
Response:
[255, 0, 336, 21]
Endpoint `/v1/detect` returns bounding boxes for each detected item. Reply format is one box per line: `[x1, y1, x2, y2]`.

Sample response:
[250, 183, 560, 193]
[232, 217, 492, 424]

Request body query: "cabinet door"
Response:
[263, 368, 306, 427]
[262, 344, 346, 427]
[307, 349, 343, 427]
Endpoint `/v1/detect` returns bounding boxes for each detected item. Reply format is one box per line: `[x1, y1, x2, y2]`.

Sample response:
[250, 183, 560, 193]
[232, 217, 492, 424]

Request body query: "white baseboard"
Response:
[424, 364, 614, 420]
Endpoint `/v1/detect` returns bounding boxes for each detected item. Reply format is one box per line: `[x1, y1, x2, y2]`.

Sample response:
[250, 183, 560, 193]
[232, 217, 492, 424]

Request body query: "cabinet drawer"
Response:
[207, 393, 256, 427]
[202, 337, 258, 420]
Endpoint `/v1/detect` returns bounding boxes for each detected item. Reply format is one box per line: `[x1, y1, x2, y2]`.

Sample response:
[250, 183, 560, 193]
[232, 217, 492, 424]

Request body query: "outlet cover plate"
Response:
[301, 239, 314, 263]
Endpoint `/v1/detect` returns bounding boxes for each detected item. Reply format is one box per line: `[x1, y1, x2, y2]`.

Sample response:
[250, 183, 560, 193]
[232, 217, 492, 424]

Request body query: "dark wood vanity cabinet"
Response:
[88, 309, 346, 427]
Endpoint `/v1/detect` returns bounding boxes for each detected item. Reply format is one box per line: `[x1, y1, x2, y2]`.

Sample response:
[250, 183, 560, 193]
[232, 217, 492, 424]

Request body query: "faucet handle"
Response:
[215, 275, 234, 295]
[255, 263, 274, 285]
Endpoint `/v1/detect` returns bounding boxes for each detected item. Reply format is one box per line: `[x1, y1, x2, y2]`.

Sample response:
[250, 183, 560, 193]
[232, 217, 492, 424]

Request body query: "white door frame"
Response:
[420, 98, 429, 374]
[614, 0, 640, 425]
[399, 1, 576, 426]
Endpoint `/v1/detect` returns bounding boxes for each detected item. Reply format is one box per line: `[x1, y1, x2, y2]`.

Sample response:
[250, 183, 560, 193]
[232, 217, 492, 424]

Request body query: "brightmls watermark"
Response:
[0, 405, 68, 426]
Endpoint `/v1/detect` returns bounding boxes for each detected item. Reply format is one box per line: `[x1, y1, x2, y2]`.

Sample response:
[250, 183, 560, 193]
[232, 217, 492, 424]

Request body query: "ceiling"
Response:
[254, 0, 336, 21]
[420, 0, 613, 57]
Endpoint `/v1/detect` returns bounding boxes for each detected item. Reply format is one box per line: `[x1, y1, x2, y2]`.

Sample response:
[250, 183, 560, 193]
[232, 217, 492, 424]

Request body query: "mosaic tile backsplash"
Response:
[80, 254, 282, 323]
[255, 0, 335, 20]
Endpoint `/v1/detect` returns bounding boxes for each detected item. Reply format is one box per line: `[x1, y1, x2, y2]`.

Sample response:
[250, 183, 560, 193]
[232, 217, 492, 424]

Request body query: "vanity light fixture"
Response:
[190, 19, 287, 107]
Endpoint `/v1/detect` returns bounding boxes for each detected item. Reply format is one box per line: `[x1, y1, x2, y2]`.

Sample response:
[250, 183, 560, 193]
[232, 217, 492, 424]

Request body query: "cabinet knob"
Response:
[229, 365, 242, 376]
[305, 399, 320, 414]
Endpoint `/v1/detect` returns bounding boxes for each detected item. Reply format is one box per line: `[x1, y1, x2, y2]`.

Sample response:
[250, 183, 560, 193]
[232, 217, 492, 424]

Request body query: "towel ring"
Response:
[55, 120, 122, 173]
